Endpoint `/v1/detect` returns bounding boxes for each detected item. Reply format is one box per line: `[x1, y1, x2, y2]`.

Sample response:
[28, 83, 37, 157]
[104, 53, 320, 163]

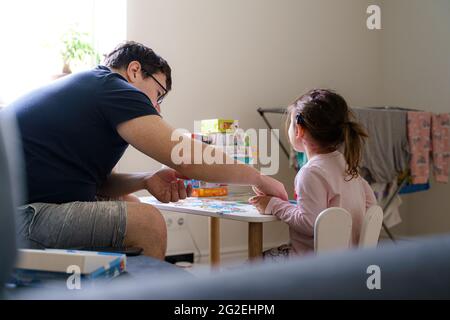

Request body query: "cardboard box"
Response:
[200, 119, 238, 134]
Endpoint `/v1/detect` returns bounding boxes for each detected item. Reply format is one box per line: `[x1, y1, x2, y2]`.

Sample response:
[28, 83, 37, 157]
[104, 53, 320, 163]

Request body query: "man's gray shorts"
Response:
[17, 201, 127, 250]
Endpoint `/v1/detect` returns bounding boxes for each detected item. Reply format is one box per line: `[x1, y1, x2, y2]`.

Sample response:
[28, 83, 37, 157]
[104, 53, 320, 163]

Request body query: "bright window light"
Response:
[0, 0, 126, 105]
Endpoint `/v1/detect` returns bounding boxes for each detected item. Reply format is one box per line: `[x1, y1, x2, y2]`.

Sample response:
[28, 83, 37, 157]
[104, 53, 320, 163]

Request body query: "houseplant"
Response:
[60, 28, 100, 74]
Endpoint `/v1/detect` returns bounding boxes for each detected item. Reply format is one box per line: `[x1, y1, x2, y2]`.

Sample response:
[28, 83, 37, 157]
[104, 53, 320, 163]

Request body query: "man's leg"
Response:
[18, 201, 167, 260]
[18, 201, 129, 252]
[121, 194, 141, 203]
[124, 202, 167, 260]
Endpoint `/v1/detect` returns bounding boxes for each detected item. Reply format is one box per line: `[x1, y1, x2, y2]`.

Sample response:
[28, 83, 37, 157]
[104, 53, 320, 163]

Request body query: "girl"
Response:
[250, 89, 376, 259]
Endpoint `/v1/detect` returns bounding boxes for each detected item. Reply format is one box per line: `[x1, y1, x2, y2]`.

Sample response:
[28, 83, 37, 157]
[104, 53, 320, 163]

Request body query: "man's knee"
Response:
[139, 204, 167, 241]
[121, 194, 141, 203]
[125, 203, 167, 259]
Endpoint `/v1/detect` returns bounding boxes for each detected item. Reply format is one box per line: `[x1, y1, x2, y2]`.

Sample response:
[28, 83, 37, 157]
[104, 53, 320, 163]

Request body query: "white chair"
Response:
[314, 207, 352, 254]
[359, 205, 383, 248]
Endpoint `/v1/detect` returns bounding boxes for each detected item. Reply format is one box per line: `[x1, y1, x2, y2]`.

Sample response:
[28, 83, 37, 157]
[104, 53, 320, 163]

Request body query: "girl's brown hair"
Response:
[287, 89, 368, 180]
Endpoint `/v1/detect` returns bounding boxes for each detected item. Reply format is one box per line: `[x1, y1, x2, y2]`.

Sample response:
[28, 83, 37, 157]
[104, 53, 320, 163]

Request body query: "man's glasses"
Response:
[144, 70, 168, 105]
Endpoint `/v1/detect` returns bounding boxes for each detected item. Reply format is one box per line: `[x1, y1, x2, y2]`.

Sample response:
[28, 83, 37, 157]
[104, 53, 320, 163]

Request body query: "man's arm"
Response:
[117, 115, 288, 200]
[97, 172, 149, 198]
[117, 115, 261, 185]
[97, 169, 192, 202]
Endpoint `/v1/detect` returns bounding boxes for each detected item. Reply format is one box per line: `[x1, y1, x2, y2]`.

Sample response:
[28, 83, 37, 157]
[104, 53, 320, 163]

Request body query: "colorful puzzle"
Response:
[144, 197, 253, 214]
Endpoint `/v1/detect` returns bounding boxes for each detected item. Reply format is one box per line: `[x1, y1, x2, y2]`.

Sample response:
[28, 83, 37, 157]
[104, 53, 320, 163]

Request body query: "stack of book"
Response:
[188, 119, 257, 197]
[9, 249, 127, 287]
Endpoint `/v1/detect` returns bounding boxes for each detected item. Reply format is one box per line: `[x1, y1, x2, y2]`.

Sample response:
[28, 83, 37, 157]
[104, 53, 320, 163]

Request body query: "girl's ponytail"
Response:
[343, 119, 368, 180]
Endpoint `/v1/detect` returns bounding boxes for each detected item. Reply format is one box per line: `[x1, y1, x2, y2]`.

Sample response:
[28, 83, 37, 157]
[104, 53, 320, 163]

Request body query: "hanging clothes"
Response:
[353, 108, 410, 183]
[398, 169, 430, 194]
[407, 112, 432, 184]
[370, 181, 403, 228]
[399, 181, 430, 194]
[431, 113, 450, 183]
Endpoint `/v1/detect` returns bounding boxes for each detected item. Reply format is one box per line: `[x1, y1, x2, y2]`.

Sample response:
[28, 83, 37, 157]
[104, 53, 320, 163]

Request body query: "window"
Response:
[0, 0, 126, 105]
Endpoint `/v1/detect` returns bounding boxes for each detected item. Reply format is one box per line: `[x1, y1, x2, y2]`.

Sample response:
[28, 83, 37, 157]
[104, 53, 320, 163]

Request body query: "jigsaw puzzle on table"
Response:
[144, 197, 255, 214]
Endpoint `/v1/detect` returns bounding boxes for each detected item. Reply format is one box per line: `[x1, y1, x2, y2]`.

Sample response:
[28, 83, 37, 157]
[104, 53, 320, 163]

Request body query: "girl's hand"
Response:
[249, 195, 273, 214]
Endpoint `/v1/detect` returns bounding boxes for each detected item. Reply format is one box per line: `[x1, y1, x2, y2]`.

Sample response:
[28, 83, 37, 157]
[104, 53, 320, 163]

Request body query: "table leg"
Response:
[248, 222, 263, 260]
[209, 217, 220, 266]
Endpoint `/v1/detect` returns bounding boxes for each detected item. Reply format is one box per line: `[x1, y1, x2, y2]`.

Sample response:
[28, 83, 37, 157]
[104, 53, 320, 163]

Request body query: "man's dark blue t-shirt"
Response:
[10, 66, 160, 204]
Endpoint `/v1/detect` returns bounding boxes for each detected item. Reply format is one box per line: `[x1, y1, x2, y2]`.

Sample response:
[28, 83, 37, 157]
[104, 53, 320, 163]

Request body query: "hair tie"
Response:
[296, 113, 305, 126]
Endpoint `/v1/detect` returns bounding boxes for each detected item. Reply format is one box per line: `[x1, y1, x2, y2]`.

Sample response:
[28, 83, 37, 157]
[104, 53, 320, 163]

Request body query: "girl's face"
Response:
[288, 111, 305, 152]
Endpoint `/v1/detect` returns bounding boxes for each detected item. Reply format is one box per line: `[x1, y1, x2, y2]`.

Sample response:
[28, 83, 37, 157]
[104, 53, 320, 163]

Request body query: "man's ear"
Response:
[126, 61, 142, 83]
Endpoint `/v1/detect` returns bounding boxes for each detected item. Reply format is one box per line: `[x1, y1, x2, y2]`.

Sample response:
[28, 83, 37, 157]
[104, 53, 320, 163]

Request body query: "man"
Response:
[11, 41, 287, 259]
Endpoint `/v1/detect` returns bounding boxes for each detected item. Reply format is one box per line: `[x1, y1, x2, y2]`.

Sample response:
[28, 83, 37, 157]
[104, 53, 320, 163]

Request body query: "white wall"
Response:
[380, 0, 450, 236]
[123, 0, 383, 256]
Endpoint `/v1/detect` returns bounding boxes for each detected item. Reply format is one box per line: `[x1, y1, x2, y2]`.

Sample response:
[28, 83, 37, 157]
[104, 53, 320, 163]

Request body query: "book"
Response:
[10, 249, 127, 287]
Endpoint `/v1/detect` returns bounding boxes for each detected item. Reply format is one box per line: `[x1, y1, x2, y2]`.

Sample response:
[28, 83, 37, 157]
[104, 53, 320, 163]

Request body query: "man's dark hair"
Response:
[104, 41, 172, 90]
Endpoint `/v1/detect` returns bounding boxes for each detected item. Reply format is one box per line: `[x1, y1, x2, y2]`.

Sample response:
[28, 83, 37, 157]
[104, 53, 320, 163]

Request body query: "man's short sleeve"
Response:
[97, 74, 160, 129]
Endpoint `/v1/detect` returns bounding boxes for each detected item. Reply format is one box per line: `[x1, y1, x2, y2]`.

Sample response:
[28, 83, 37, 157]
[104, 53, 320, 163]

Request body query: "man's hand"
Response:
[145, 168, 192, 203]
[249, 195, 273, 214]
[253, 175, 288, 201]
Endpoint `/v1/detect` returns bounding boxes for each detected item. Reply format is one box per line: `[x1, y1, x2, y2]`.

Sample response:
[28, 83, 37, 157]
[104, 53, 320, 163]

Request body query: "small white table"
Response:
[140, 195, 278, 266]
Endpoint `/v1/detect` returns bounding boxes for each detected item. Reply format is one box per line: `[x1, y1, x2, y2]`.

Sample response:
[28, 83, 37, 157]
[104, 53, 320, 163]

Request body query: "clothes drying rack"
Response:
[257, 106, 413, 242]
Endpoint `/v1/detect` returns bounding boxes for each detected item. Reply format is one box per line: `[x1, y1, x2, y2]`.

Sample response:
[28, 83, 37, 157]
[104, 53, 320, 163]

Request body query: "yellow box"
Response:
[200, 119, 238, 134]
[191, 187, 228, 197]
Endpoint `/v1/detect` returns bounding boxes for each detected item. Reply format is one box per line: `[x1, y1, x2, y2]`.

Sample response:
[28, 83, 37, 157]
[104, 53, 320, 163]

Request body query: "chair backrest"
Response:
[359, 205, 383, 248]
[0, 108, 25, 295]
[314, 207, 352, 254]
